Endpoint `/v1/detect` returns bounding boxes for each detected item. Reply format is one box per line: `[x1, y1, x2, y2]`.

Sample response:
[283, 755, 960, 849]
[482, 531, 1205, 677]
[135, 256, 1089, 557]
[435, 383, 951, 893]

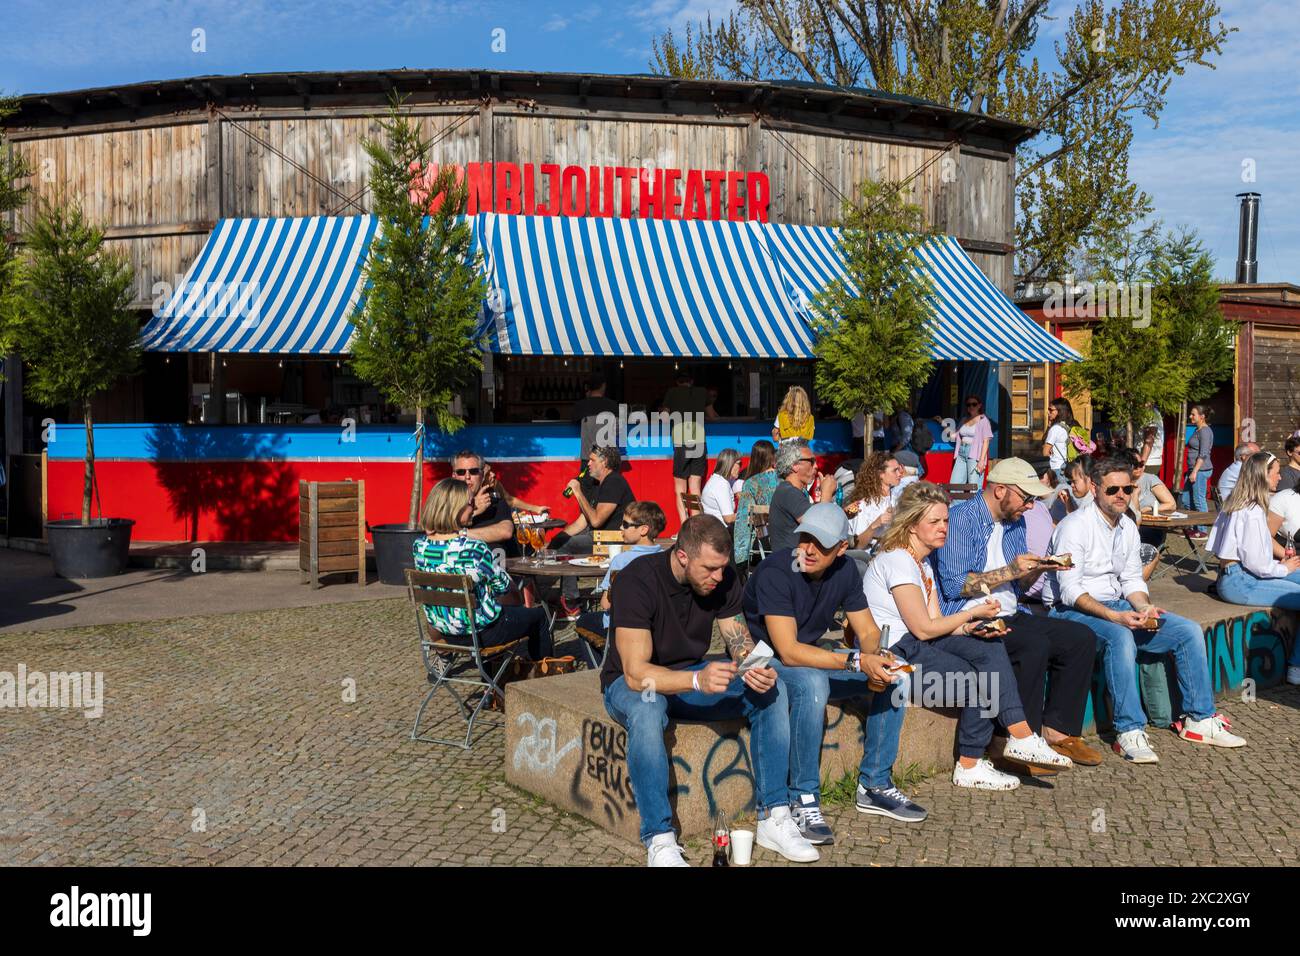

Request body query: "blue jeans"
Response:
[1049, 599, 1214, 732]
[1217, 564, 1300, 666]
[951, 452, 984, 488]
[603, 663, 790, 845]
[1180, 471, 1210, 532]
[769, 659, 874, 800]
[890, 634, 1003, 760]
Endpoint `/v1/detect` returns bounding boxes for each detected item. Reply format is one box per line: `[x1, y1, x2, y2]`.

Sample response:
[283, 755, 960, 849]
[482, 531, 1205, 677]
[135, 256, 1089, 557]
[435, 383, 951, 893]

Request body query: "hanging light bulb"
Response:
[164, 355, 170, 365]
[278, 360, 284, 368]
[619, 359, 624, 370]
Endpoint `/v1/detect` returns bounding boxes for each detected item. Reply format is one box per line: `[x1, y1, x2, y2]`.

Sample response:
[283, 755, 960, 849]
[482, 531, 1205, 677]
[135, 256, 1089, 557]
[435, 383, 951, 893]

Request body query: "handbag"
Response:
[486, 655, 580, 710]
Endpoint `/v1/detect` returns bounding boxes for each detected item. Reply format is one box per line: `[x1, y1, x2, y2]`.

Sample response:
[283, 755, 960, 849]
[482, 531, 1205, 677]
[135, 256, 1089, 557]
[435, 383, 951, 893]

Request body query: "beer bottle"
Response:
[712, 813, 730, 867]
[562, 465, 588, 499]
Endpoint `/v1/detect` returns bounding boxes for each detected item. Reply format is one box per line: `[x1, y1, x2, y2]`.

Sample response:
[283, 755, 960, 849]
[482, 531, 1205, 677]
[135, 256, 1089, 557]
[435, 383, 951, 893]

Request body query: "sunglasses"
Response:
[619, 520, 644, 529]
[797, 456, 816, 465]
[452, 467, 482, 476]
[1103, 484, 1137, 496]
[965, 402, 980, 408]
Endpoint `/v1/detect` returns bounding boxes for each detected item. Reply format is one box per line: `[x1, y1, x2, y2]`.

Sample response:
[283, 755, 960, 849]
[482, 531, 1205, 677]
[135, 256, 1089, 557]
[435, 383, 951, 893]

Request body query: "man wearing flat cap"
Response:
[933, 458, 1102, 771]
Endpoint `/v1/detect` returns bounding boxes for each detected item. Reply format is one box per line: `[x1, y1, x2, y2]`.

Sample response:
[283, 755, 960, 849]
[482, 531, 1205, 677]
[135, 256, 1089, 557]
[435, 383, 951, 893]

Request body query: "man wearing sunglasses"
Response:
[449, 450, 519, 562]
[1042, 454, 1246, 763]
[768, 440, 819, 553]
[553, 446, 638, 617]
[934, 458, 1102, 773]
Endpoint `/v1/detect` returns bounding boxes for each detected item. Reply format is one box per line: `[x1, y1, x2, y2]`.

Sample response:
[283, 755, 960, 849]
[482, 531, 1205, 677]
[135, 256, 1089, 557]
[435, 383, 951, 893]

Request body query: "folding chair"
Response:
[574, 570, 620, 669]
[681, 493, 703, 517]
[592, 529, 622, 557]
[405, 568, 527, 749]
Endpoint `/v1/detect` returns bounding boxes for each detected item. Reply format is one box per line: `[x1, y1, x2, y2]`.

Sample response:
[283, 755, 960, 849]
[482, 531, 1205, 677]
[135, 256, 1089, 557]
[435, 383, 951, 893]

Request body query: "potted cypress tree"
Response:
[349, 96, 488, 585]
[0, 198, 141, 577]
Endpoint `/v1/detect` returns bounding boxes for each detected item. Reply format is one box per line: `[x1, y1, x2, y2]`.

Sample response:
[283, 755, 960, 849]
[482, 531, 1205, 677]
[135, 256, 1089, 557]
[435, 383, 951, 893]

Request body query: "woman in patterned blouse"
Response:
[734, 439, 779, 566]
[413, 478, 553, 659]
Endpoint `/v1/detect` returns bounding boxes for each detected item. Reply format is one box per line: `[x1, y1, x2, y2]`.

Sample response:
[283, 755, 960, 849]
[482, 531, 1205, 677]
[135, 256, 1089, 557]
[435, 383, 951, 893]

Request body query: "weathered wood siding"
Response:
[1253, 328, 1300, 447]
[8, 102, 1018, 305]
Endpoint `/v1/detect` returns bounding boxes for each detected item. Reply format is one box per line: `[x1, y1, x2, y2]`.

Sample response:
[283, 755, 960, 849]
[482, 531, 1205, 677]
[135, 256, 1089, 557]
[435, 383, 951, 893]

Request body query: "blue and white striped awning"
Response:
[765, 224, 1081, 363]
[479, 215, 813, 357]
[141, 216, 379, 354]
[141, 213, 1077, 363]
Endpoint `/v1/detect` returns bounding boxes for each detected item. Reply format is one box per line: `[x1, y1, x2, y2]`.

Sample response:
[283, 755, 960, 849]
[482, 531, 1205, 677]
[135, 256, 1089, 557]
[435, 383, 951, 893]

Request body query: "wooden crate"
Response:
[298, 480, 366, 589]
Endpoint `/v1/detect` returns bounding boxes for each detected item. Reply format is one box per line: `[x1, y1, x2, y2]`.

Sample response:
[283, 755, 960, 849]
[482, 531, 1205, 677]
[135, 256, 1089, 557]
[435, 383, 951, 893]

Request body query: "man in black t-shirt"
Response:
[743, 502, 926, 844]
[768, 439, 816, 552]
[601, 516, 820, 867]
[451, 450, 519, 565]
[554, 446, 637, 613]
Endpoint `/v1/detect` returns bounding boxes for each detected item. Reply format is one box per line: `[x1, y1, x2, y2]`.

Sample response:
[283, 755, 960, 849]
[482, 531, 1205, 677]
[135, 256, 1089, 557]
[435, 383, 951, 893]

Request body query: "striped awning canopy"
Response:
[141, 213, 1078, 363]
[766, 225, 1081, 363]
[141, 216, 379, 354]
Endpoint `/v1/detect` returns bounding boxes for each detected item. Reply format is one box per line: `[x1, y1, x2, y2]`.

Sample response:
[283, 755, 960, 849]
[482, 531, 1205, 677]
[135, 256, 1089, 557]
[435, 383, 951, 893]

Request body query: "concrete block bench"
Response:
[504, 670, 958, 844]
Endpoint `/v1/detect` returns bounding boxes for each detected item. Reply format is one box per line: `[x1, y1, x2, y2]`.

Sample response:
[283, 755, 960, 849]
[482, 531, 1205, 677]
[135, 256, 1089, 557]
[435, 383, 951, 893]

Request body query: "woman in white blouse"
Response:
[1209, 452, 1300, 618]
[844, 452, 903, 548]
[862, 482, 1072, 791]
[700, 448, 743, 525]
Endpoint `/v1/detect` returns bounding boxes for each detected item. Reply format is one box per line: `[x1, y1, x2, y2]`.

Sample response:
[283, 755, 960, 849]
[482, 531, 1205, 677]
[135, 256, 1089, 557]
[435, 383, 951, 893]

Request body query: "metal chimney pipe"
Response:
[1235, 192, 1260, 284]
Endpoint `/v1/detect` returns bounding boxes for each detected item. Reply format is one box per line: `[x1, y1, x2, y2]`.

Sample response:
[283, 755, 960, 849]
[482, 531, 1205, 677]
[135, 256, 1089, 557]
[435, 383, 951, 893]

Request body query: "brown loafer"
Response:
[1049, 736, 1103, 766]
[992, 756, 1058, 778]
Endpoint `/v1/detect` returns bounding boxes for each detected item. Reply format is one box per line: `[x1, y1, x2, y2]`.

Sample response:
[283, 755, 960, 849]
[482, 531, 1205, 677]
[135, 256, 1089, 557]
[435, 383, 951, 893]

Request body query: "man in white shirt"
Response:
[1042, 454, 1246, 763]
[1217, 442, 1259, 502]
[1270, 488, 1300, 539]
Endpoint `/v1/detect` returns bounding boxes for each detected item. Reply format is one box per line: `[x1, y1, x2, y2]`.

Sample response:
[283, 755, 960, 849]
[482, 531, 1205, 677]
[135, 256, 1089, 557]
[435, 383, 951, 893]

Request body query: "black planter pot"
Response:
[371, 524, 425, 585]
[45, 518, 136, 579]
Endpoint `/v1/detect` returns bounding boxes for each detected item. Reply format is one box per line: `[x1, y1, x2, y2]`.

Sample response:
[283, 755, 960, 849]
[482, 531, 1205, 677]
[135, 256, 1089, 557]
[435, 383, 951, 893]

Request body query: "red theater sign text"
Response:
[409, 162, 770, 223]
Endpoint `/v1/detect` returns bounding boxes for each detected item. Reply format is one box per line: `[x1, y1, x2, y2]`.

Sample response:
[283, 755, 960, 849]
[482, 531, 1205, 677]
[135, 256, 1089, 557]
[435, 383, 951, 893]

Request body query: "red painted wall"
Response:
[48, 454, 851, 542]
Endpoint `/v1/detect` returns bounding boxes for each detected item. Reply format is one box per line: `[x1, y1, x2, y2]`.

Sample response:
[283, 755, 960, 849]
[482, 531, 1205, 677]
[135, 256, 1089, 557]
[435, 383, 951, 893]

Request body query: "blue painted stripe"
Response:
[45, 421, 853, 463]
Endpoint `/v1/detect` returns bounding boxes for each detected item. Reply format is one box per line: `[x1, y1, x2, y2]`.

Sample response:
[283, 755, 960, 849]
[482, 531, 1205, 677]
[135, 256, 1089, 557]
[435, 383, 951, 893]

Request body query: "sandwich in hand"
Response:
[1038, 554, 1074, 569]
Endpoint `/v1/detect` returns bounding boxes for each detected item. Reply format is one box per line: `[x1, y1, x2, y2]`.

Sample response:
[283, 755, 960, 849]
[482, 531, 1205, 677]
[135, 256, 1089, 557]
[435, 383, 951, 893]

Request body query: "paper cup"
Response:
[730, 828, 755, 866]
[607, 544, 624, 559]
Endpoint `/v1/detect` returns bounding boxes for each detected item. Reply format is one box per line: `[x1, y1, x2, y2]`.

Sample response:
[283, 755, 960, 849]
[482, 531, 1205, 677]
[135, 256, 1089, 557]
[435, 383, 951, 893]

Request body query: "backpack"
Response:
[1066, 425, 1094, 462]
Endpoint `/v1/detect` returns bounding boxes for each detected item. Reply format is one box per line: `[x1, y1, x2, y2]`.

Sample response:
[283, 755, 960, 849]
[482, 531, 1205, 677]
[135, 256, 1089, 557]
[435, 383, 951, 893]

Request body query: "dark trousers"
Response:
[477, 605, 554, 660]
[559, 532, 594, 599]
[1000, 611, 1096, 737]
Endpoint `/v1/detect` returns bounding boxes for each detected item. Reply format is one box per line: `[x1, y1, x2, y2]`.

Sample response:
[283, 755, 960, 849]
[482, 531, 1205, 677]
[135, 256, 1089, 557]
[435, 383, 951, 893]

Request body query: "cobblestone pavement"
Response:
[1, 595, 1296, 867]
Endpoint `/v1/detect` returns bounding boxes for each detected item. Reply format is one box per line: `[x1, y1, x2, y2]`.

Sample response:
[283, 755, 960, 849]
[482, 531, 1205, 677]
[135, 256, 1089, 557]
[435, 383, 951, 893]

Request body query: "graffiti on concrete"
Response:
[512, 712, 580, 776]
[568, 717, 637, 825]
[1080, 608, 1296, 731]
[701, 732, 755, 818]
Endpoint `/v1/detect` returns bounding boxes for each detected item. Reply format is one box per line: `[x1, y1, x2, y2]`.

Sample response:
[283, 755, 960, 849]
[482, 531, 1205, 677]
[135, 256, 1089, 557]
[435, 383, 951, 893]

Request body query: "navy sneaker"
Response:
[791, 794, 835, 845]
[855, 784, 928, 823]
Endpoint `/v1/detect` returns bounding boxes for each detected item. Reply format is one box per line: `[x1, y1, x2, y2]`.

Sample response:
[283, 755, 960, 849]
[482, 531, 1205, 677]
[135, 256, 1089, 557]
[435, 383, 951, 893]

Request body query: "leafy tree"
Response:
[0, 198, 140, 523]
[650, 1, 1232, 288]
[1150, 228, 1231, 488]
[349, 95, 488, 527]
[0, 96, 32, 354]
[810, 179, 935, 441]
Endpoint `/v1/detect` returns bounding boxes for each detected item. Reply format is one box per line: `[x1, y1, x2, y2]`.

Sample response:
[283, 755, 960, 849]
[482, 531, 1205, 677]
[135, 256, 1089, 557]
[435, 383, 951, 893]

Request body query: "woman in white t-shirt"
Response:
[863, 481, 1071, 790]
[1041, 398, 1076, 482]
[844, 452, 902, 549]
[700, 448, 743, 525]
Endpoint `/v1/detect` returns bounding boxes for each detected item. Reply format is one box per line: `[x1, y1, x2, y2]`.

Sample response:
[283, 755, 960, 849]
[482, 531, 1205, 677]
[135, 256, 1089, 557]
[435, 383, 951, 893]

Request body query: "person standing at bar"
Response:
[772, 386, 816, 444]
[662, 371, 709, 523]
[952, 395, 993, 488]
[571, 373, 620, 465]
[1181, 404, 1214, 537]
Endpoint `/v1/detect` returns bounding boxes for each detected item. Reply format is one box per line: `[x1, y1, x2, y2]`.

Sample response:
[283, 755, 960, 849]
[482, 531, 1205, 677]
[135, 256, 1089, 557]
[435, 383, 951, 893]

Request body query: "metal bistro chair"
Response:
[405, 568, 527, 749]
[681, 493, 704, 517]
[574, 569, 620, 669]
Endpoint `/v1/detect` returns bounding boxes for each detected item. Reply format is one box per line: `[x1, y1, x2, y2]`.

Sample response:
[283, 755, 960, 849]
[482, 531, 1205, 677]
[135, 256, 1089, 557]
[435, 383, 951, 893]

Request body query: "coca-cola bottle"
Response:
[712, 813, 730, 867]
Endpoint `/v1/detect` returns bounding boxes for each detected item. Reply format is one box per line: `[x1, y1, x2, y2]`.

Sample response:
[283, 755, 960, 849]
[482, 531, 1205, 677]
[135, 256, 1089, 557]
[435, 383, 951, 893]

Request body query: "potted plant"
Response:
[349, 96, 488, 585]
[0, 198, 142, 577]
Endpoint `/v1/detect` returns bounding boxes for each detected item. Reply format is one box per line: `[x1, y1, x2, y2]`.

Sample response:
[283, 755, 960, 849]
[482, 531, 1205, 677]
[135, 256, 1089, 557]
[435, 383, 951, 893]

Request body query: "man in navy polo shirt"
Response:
[743, 503, 921, 846]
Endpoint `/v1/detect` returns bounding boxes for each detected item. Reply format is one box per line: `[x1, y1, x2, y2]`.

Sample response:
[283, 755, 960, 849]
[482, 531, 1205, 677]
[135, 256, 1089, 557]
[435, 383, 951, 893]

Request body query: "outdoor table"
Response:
[506, 556, 613, 631]
[1141, 511, 1218, 577]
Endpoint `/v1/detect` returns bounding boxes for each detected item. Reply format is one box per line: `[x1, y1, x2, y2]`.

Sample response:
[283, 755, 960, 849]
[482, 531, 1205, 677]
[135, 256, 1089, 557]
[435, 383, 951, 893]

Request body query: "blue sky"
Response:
[2, 0, 1294, 282]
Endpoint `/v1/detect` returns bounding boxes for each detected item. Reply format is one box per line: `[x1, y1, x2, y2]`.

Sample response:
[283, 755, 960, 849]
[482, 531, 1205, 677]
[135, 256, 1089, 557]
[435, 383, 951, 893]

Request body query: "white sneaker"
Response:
[756, 805, 820, 863]
[1114, 729, 1160, 763]
[1179, 714, 1247, 748]
[1002, 732, 1074, 770]
[646, 832, 690, 867]
[952, 757, 1020, 791]
[1287, 666, 1300, 686]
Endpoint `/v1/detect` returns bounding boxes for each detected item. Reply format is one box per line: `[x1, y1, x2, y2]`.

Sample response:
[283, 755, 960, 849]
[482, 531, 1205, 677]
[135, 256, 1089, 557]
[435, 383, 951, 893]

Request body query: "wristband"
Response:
[691, 671, 700, 692]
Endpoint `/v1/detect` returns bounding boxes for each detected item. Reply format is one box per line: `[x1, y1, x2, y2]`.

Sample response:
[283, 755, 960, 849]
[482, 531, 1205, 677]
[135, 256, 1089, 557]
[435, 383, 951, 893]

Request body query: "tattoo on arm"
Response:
[959, 567, 1018, 597]
[718, 614, 756, 664]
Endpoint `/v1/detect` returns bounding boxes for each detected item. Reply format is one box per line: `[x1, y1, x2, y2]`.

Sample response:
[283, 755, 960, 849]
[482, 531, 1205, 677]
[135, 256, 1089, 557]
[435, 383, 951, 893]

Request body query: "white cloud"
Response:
[543, 14, 568, 32]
